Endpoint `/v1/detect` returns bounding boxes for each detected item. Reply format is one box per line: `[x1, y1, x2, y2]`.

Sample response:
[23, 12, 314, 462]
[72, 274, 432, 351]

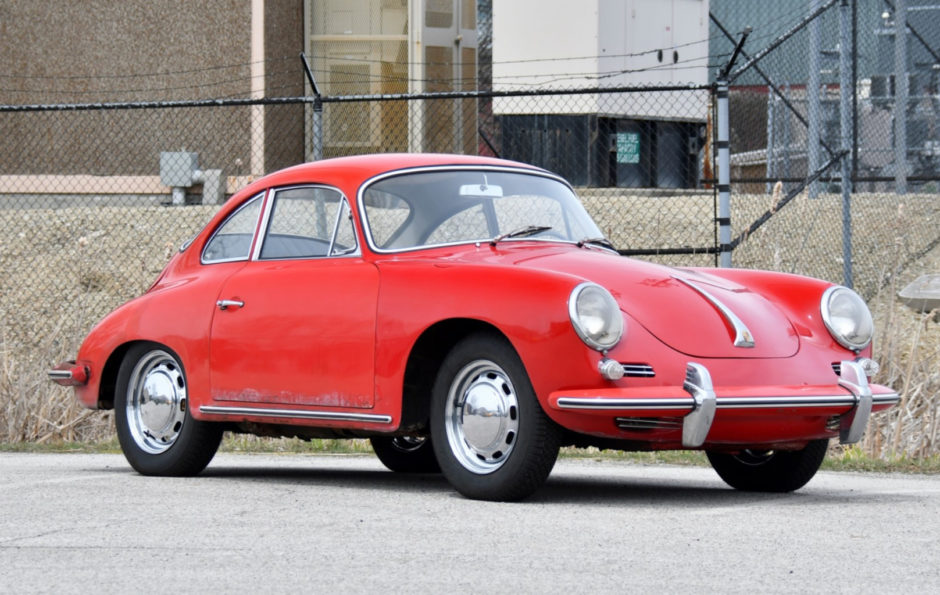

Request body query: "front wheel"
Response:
[430, 333, 560, 501]
[370, 436, 441, 473]
[114, 343, 222, 476]
[706, 439, 829, 492]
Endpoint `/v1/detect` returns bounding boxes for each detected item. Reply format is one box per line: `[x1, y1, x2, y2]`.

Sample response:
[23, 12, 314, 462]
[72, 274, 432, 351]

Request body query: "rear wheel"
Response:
[114, 343, 222, 476]
[370, 436, 441, 473]
[430, 333, 560, 501]
[706, 439, 829, 492]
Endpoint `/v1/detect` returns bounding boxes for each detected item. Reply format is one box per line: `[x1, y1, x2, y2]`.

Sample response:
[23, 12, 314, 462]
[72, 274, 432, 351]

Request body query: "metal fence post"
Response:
[716, 26, 750, 268]
[313, 98, 324, 161]
[300, 52, 324, 162]
[717, 77, 732, 268]
[807, 0, 822, 198]
[765, 89, 775, 194]
[840, 0, 853, 288]
[893, 0, 908, 194]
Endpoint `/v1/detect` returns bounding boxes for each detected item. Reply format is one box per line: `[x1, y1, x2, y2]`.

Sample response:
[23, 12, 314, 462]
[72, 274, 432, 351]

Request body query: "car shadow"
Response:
[201, 464, 451, 494]
[175, 462, 899, 506]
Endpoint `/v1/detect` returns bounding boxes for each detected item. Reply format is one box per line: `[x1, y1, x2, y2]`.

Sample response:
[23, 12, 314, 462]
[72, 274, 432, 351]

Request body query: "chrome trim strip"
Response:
[716, 395, 857, 408]
[199, 405, 393, 424]
[873, 393, 901, 405]
[673, 276, 755, 348]
[47, 370, 73, 380]
[556, 398, 693, 411]
[251, 188, 274, 261]
[555, 393, 898, 411]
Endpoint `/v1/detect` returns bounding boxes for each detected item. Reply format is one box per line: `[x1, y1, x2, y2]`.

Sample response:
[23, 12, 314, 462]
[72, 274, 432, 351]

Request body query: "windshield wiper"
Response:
[490, 225, 552, 246]
[577, 237, 617, 252]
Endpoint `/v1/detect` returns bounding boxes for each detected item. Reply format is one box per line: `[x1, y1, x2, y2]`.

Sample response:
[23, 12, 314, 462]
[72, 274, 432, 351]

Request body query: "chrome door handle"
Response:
[216, 299, 245, 310]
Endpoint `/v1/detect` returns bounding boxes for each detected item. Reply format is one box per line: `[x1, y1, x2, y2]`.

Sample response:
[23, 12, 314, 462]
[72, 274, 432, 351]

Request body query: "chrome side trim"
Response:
[717, 395, 857, 408]
[199, 405, 393, 424]
[673, 276, 755, 348]
[555, 397, 694, 411]
[837, 360, 873, 444]
[47, 370, 73, 380]
[555, 392, 900, 411]
[873, 393, 901, 405]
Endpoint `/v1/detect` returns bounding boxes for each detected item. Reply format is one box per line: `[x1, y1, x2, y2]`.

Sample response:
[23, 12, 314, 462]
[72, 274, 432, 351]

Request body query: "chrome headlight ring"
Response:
[568, 282, 624, 352]
[821, 286, 874, 351]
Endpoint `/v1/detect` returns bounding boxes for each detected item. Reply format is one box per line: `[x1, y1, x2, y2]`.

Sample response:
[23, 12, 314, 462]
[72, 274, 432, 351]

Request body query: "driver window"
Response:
[260, 186, 357, 259]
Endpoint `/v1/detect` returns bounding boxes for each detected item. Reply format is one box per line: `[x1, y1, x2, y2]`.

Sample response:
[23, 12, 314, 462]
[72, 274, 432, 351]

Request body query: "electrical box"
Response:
[160, 152, 200, 187]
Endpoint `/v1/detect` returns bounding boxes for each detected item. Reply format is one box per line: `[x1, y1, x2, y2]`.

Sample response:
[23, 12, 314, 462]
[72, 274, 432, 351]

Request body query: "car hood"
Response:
[503, 245, 800, 358]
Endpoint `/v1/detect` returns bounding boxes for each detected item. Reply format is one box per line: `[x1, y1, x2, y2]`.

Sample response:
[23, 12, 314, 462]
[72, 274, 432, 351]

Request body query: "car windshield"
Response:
[361, 168, 604, 252]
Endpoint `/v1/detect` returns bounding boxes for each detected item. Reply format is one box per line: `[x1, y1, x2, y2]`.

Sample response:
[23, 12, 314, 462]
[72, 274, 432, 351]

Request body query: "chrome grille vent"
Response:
[622, 363, 655, 378]
[615, 417, 683, 432]
[832, 363, 841, 376]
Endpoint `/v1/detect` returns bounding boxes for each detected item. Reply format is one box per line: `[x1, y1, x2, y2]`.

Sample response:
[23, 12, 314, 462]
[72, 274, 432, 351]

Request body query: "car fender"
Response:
[373, 259, 601, 414]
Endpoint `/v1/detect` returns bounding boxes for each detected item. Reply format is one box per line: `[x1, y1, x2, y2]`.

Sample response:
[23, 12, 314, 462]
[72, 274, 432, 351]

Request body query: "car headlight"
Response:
[821, 286, 874, 351]
[569, 283, 624, 351]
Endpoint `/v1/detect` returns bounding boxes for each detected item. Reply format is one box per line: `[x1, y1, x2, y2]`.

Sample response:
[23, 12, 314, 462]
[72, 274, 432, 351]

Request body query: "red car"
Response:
[50, 153, 898, 501]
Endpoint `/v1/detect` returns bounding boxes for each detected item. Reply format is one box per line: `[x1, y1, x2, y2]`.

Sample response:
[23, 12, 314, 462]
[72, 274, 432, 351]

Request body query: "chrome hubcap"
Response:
[126, 350, 186, 454]
[734, 449, 775, 466]
[444, 360, 519, 474]
[391, 436, 427, 452]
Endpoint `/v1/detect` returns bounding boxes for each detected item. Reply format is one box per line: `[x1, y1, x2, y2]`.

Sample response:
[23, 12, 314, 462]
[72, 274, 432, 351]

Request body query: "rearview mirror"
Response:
[459, 183, 503, 198]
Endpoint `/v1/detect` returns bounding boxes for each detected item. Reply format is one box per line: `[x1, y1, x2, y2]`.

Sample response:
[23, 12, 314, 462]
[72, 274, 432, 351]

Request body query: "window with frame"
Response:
[259, 186, 358, 259]
[202, 193, 264, 263]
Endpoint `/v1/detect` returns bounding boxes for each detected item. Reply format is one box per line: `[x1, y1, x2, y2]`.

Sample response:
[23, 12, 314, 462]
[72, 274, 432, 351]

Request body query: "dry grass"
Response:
[1, 189, 938, 458]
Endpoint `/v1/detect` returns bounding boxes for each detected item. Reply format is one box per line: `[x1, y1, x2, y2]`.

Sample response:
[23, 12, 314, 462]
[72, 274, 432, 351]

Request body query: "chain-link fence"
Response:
[1, 0, 938, 452]
[711, 0, 940, 298]
[0, 85, 717, 443]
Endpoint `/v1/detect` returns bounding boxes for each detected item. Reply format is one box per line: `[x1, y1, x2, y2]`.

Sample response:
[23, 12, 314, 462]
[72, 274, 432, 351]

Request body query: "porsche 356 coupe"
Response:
[50, 153, 898, 501]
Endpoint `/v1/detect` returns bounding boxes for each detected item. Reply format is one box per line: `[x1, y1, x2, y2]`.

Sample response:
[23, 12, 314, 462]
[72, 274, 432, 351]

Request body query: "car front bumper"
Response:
[548, 361, 899, 448]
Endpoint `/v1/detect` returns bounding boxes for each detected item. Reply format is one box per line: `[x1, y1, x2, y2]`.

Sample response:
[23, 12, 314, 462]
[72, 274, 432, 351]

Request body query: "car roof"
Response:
[235, 153, 545, 198]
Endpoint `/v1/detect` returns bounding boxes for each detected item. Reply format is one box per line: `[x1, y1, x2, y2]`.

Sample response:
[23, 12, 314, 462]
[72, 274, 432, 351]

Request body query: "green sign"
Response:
[616, 132, 640, 164]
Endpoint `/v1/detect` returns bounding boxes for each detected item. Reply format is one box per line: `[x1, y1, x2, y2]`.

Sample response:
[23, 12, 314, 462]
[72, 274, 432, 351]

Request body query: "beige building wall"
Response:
[0, 0, 304, 178]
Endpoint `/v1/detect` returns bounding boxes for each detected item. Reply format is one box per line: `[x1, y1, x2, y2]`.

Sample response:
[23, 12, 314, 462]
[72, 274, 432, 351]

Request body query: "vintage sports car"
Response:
[50, 153, 898, 501]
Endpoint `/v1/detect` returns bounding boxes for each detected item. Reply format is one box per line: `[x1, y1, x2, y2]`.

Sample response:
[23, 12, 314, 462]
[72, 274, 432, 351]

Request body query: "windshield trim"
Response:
[357, 164, 584, 255]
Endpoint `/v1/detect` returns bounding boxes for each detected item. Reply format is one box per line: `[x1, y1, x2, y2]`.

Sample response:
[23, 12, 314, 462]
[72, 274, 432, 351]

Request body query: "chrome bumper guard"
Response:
[681, 363, 716, 448]
[553, 360, 893, 447]
[837, 360, 873, 444]
[680, 360, 875, 446]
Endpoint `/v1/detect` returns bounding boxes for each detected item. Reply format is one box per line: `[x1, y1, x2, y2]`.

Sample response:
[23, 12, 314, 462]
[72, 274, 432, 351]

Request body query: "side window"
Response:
[259, 186, 357, 260]
[202, 194, 263, 263]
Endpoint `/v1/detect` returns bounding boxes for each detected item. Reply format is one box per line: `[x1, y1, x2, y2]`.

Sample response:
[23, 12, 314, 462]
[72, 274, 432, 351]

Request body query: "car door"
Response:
[208, 185, 379, 409]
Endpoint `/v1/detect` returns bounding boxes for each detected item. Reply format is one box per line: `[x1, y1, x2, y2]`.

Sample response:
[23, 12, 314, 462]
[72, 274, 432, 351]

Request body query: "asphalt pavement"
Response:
[1, 452, 938, 593]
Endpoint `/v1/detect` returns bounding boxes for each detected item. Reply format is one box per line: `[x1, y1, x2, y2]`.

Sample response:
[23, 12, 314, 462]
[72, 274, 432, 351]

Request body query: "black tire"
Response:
[706, 439, 829, 492]
[370, 436, 441, 473]
[114, 343, 223, 476]
[430, 332, 560, 501]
